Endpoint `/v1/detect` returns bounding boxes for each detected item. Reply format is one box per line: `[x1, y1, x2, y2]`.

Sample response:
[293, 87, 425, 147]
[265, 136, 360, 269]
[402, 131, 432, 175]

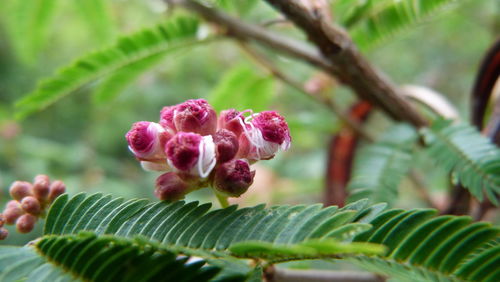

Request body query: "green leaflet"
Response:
[420, 119, 500, 205]
[15, 16, 200, 119]
[347, 123, 418, 205]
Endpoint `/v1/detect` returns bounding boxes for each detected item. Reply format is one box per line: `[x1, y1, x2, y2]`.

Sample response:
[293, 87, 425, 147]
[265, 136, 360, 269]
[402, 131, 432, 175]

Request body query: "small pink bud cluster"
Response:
[0, 175, 66, 239]
[126, 99, 291, 201]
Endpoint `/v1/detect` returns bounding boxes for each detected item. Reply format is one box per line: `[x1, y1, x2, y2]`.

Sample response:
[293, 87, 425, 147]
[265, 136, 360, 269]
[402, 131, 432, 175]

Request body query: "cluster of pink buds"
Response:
[0, 175, 66, 240]
[126, 99, 291, 201]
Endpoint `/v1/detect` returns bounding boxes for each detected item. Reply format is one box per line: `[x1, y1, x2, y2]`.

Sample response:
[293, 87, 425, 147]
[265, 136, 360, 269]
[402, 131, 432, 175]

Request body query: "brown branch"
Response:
[238, 41, 374, 141]
[170, 0, 332, 70]
[264, 0, 428, 127]
[172, 0, 428, 128]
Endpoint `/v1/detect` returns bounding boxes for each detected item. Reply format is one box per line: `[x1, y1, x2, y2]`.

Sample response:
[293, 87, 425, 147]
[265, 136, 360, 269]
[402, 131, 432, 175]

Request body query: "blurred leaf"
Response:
[15, 16, 200, 119]
[335, 0, 375, 28]
[6, 0, 59, 63]
[353, 209, 499, 281]
[208, 64, 275, 112]
[74, 0, 115, 45]
[421, 119, 500, 205]
[347, 124, 418, 206]
[0, 233, 224, 282]
[347, 0, 463, 49]
[214, 0, 258, 16]
[92, 53, 165, 104]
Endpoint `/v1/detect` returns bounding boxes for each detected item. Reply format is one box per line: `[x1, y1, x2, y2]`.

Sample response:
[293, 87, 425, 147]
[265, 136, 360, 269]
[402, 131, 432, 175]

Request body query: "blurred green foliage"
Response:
[0, 0, 498, 246]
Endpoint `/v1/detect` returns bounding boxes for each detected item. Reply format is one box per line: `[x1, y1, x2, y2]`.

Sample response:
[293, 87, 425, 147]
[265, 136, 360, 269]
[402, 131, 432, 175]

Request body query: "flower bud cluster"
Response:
[126, 99, 291, 201]
[0, 175, 66, 240]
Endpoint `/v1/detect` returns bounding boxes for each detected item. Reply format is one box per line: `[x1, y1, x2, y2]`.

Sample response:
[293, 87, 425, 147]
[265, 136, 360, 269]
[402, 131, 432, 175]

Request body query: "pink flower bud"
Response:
[213, 159, 255, 197]
[214, 129, 239, 163]
[21, 196, 41, 216]
[0, 228, 8, 240]
[6, 200, 20, 209]
[0, 214, 5, 227]
[165, 132, 216, 178]
[48, 181, 66, 202]
[154, 172, 190, 201]
[252, 111, 291, 147]
[166, 132, 201, 171]
[159, 106, 177, 132]
[16, 214, 37, 233]
[126, 121, 170, 161]
[9, 181, 33, 201]
[218, 109, 245, 137]
[238, 111, 291, 160]
[4, 201, 24, 224]
[173, 99, 217, 135]
[33, 174, 50, 201]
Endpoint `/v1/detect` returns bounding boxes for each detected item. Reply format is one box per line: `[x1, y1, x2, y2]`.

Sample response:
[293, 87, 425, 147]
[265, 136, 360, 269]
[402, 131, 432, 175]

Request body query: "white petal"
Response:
[196, 135, 217, 178]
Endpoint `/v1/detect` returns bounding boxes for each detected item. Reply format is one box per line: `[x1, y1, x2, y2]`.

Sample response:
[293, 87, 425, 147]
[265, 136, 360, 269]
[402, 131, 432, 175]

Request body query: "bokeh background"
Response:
[0, 0, 498, 245]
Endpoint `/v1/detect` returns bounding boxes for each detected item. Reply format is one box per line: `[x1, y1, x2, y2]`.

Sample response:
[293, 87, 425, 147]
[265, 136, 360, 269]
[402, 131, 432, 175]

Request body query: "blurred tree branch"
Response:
[237, 41, 375, 141]
[171, 0, 428, 128]
[264, 267, 385, 282]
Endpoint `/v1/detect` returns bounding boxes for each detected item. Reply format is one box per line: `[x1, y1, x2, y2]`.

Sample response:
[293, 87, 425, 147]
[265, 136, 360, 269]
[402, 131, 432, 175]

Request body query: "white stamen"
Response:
[238, 112, 288, 160]
[197, 135, 217, 178]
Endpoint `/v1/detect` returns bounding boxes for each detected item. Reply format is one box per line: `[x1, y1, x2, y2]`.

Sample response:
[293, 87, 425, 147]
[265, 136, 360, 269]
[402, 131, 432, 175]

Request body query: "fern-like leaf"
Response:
[44, 194, 379, 248]
[420, 119, 500, 205]
[346, 0, 463, 48]
[15, 16, 200, 118]
[0, 233, 225, 282]
[40, 193, 499, 281]
[353, 209, 500, 281]
[347, 124, 418, 205]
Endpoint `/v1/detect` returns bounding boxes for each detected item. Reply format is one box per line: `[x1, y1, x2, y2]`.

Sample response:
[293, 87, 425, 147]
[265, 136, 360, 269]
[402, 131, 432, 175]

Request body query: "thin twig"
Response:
[238, 41, 374, 141]
[265, 268, 385, 282]
[408, 169, 438, 209]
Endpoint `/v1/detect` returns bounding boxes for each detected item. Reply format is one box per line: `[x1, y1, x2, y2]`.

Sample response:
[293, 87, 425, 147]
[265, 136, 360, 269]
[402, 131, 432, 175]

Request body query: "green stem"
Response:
[215, 193, 230, 208]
